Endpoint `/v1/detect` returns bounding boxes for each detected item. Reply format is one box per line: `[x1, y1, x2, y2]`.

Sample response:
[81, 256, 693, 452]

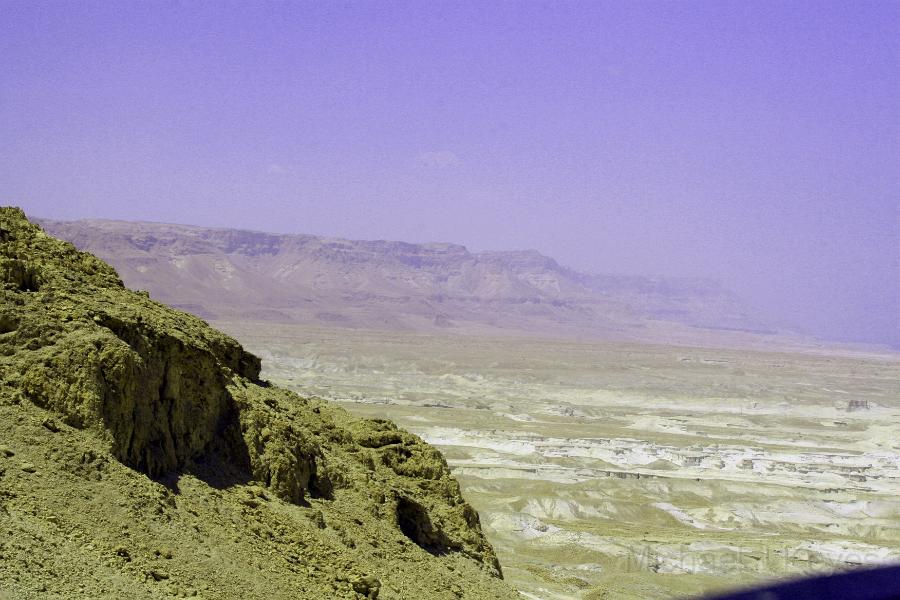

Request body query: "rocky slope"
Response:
[38, 218, 771, 342]
[0, 207, 518, 599]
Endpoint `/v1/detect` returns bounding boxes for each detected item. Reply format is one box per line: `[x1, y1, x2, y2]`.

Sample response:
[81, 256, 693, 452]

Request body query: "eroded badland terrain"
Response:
[226, 323, 900, 599]
[20, 215, 900, 599]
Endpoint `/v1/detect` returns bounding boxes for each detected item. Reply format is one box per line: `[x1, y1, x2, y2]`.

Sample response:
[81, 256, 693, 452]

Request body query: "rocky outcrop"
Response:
[0, 207, 515, 599]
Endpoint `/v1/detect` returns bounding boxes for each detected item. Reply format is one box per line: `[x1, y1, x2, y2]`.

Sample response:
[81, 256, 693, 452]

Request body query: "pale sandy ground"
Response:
[218, 322, 900, 600]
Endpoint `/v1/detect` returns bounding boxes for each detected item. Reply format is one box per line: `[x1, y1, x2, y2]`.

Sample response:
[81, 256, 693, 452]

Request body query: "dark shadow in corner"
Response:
[307, 469, 334, 501]
[177, 403, 255, 493]
[152, 472, 182, 494]
[125, 401, 255, 497]
[396, 496, 460, 556]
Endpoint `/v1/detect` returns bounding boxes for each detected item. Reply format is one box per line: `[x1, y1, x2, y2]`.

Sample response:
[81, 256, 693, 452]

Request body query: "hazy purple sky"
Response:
[1, 1, 897, 347]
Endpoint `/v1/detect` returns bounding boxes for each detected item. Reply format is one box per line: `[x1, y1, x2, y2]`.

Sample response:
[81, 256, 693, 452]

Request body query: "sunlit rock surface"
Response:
[0, 208, 516, 599]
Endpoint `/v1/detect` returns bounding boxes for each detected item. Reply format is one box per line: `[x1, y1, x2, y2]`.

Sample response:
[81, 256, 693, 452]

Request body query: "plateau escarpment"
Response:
[0, 207, 517, 599]
[38, 218, 773, 345]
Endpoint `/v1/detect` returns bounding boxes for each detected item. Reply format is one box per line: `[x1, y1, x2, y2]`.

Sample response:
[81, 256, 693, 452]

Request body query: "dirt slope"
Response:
[0, 207, 518, 600]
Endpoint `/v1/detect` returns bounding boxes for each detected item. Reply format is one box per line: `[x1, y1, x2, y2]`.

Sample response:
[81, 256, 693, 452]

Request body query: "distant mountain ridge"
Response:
[38, 217, 774, 342]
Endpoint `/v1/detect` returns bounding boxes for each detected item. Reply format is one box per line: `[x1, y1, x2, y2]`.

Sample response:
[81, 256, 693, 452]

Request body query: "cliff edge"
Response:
[0, 207, 517, 599]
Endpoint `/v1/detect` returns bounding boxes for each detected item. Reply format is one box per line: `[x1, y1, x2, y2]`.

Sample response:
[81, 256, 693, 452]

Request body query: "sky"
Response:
[1, 1, 897, 348]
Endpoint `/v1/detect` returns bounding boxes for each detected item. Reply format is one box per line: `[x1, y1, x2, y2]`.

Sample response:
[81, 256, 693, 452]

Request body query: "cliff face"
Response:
[0, 207, 517, 600]
[38, 217, 772, 341]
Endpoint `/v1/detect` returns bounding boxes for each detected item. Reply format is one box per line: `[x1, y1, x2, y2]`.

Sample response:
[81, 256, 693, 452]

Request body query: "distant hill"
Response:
[39, 217, 776, 344]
